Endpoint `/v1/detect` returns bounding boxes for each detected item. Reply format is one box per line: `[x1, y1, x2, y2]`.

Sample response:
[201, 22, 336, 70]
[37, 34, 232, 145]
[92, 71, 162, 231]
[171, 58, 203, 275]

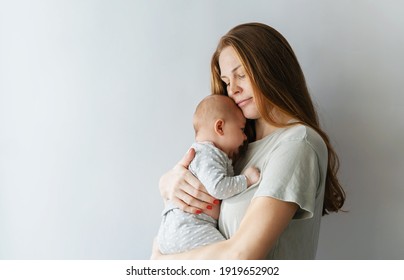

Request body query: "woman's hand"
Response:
[159, 148, 219, 215]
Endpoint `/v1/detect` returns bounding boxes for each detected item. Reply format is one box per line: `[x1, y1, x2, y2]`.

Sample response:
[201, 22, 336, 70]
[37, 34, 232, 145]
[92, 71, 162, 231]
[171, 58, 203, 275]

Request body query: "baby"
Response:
[157, 95, 260, 254]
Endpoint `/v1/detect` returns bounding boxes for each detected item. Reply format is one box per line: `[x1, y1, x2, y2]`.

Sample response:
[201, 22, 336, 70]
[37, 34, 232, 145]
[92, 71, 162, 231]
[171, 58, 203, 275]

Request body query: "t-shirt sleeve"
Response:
[190, 145, 247, 200]
[253, 139, 320, 219]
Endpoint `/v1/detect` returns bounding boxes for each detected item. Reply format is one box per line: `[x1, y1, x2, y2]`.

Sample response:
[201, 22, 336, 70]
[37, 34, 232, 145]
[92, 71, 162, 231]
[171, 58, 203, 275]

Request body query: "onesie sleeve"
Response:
[254, 139, 320, 219]
[189, 144, 247, 200]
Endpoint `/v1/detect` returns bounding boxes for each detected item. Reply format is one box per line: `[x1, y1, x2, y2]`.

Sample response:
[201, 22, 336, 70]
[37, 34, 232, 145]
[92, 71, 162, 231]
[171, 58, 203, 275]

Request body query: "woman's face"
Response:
[218, 46, 260, 120]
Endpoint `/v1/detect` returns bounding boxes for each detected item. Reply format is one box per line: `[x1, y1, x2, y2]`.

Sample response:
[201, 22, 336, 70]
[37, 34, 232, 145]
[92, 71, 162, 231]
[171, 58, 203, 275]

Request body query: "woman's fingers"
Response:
[172, 160, 216, 206]
[178, 148, 196, 168]
[178, 188, 210, 209]
[182, 177, 217, 205]
[161, 147, 218, 215]
[170, 195, 204, 215]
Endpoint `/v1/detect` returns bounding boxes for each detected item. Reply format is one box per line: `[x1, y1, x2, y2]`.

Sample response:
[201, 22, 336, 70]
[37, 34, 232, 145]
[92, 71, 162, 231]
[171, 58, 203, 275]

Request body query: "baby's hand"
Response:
[243, 166, 260, 187]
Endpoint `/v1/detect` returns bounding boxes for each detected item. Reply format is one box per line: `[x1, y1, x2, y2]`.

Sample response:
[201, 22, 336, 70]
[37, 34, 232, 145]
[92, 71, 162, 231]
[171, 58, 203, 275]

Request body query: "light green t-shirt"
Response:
[218, 124, 327, 259]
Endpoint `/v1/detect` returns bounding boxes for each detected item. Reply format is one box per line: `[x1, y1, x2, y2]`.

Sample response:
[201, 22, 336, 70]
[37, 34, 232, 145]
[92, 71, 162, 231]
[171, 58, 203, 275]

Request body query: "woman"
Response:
[153, 22, 345, 259]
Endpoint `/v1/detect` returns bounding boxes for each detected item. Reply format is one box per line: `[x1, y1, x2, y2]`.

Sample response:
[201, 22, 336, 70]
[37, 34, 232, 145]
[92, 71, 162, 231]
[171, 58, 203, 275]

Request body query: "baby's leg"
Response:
[157, 209, 225, 254]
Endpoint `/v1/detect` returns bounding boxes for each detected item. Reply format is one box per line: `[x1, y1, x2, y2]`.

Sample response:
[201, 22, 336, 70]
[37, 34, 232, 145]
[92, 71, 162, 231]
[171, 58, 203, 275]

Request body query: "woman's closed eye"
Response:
[222, 80, 230, 87]
[223, 76, 244, 87]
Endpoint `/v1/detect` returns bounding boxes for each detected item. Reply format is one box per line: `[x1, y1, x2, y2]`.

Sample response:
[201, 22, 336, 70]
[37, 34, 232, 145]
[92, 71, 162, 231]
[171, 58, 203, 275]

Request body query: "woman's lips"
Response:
[237, 97, 252, 107]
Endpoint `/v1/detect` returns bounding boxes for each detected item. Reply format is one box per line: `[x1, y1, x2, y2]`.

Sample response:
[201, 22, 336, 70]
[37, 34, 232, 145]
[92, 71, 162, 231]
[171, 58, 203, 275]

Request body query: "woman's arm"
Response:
[159, 148, 219, 215]
[151, 196, 298, 259]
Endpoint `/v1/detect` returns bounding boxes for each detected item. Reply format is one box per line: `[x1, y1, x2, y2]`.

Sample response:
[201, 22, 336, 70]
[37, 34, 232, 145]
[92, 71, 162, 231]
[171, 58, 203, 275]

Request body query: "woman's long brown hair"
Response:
[211, 22, 345, 215]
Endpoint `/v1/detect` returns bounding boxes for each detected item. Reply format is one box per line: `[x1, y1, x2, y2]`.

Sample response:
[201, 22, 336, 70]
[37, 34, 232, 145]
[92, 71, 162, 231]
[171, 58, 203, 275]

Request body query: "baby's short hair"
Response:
[193, 95, 239, 134]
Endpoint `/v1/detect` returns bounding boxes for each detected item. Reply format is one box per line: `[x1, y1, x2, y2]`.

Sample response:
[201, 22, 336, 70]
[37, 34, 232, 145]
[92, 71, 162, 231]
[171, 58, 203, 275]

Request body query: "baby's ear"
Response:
[214, 119, 225, 136]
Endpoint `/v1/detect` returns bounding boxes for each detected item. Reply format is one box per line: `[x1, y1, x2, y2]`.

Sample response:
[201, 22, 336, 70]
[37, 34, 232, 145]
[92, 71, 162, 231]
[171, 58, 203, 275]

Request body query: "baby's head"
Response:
[193, 95, 247, 159]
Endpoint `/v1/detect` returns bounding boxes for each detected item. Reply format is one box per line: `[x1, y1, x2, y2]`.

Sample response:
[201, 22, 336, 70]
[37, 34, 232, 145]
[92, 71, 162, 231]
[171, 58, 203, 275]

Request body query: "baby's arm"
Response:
[189, 145, 246, 200]
[242, 166, 260, 187]
[190, 144, 261, 200]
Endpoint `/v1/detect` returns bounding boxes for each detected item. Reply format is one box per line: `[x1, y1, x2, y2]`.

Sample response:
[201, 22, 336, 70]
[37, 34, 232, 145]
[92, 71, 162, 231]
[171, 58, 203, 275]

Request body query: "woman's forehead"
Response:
[219, 47, 242, 74]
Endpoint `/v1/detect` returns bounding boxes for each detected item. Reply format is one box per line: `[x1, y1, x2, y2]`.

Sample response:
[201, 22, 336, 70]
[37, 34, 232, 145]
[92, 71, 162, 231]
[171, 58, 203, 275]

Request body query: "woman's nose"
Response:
[228, 82, 240, 96]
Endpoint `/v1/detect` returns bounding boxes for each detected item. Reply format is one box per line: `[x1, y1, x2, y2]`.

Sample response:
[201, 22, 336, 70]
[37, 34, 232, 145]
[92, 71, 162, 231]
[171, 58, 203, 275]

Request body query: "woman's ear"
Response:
[214, 119, 225, 136]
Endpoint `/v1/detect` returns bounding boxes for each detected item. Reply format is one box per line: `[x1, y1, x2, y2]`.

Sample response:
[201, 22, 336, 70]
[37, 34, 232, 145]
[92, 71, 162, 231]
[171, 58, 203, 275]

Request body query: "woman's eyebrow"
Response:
[220, 65, 242, 79]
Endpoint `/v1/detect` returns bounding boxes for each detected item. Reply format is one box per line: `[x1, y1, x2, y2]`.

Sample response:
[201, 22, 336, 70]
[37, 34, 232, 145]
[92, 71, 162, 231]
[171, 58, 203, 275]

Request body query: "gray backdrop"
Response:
[1, 0, 403, 259]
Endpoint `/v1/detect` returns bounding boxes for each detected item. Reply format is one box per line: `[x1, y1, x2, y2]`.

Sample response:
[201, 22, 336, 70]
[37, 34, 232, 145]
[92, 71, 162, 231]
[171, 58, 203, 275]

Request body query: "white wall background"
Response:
[1, 0, 403, 259]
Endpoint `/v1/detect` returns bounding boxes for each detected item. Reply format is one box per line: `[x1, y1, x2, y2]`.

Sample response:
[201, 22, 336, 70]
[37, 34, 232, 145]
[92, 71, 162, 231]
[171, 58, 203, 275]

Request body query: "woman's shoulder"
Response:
[280, 124, 327, 157]
[247, 124, 327, 162]
[279, 123, 320, 140]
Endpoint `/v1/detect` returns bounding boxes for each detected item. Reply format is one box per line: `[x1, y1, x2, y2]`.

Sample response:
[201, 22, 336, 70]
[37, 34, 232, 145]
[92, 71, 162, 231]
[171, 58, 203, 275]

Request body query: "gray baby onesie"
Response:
[157, 142, 247, 254]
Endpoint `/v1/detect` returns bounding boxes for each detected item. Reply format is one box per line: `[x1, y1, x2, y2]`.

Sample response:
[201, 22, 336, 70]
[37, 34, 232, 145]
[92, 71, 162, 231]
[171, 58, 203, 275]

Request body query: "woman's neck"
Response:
[254, 112, 294, 140]
[255, 119, 277, 140]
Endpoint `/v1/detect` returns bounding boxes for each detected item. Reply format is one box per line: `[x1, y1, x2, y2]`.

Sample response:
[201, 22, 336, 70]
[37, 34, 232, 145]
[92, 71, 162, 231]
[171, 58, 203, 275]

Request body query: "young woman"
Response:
[152, 22, 345, 259]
